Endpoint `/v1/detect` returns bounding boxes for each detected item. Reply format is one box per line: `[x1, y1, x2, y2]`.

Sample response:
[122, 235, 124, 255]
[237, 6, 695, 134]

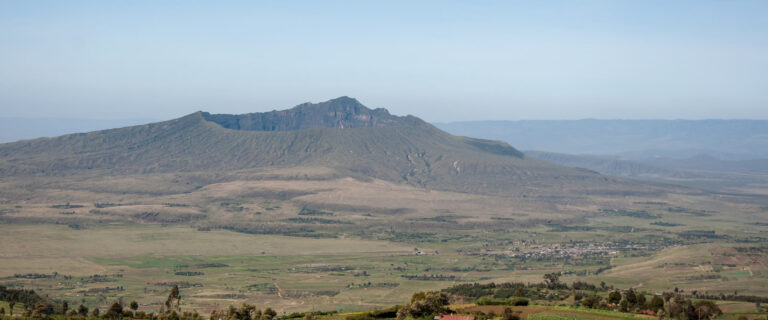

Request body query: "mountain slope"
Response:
[0, 97, 643, 196]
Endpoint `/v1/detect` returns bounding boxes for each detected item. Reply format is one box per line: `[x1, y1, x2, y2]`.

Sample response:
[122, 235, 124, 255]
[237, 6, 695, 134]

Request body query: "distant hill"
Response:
[435, 119, 768, 160]
[527, 150, 768, 193]
[0, 97, 636, 197]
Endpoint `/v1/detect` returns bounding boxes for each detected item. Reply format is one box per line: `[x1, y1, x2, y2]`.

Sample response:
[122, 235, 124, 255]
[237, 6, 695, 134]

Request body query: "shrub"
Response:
[510, 297, 530, 306]
[476, 297, 508, 305]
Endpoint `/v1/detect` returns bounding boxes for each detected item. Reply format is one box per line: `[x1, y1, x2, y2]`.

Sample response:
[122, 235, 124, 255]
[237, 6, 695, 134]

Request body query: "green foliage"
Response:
[510, 297, 530, 306]
[345, 306, 399, 320]
[476, 297, 509, 305]
[104, 302, 123, 319]
[543, 272, 564, 289]
[477, 297, 529, 306]
[581, 296, 600, 309]
[396, 291, 449, 320]
[0, 286, 53, 316]
[166, 285, 181, 311]
[608, 290, 622, 304]
[77, 304, 89, 316]
[648, 295, 664, 312]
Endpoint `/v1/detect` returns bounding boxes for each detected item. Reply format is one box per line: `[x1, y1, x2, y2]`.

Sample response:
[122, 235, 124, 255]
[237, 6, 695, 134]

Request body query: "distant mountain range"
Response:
[1, 97, 639, 197]
[432, 119, 768, 193]
[525, 150, 768, 193]
[435, 119, 768, 160]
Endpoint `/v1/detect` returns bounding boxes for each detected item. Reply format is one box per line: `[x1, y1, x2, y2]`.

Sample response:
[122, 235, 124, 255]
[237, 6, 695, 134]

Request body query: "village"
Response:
[476, 241, 676, 259]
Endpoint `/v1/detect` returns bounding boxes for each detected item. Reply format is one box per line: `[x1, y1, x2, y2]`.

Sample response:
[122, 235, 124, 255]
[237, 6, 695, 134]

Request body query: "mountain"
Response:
[201, 96, 425, 131]
[0, 117, 157, 143]
[0, 97, 639, 197]
[435, 119, 768, 160]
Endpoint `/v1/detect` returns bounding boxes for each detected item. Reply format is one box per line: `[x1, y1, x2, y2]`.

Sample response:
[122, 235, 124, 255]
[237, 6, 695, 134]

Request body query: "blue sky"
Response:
[1, 1, 767, 122]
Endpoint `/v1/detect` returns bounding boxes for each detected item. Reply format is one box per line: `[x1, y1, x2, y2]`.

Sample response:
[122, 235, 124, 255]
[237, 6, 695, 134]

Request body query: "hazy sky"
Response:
[1, 1, 767, 122]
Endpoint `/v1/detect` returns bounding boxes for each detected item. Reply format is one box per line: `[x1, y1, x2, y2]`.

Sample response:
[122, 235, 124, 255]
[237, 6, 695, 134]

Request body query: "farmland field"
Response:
[1, 164, 767, 316]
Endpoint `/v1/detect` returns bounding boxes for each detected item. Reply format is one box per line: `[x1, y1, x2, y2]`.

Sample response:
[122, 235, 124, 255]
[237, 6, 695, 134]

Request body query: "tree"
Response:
[625, 288, 637, 307]
[32, 301, 50, 318]
[636, 292, 647, 309]
[92, 308, 100, 318]
[619, 299, 629, 312]
[263, 307, 277, 319]
[62, 301, 69, 315]
[106, 302, 124, 319]
[396, 291, 450, 320]
[78, 304, 89, 316]
[667, 296, 687, 319]
[130, 301, 139, 312]
[166, 285, 181, 311]
[648, 295, 664, 313]
[543, 272, 562, 289]
[9, 292, 18, 317]
[0, 307, 5, 315]
[608, 290, 622, 304]
[581, 296, 600, 309]
[693, 300, 722, 320]
[235, 303, 255, 320]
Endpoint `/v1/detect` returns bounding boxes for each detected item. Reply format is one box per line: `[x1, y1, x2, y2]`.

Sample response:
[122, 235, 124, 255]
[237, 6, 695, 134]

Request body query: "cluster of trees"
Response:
[443, 275, 727, 320]
[578, 289, 722, 320]
[0, 285, 204, 320]
[395, 292, 449, 320]
[0, 276, 742, 320]
[475, 297, 529, 306]
[0, 286, 55, 317]
[207, 305, 277, 320]
[443, 272, 579, 300]
[578, 288, 653, 312]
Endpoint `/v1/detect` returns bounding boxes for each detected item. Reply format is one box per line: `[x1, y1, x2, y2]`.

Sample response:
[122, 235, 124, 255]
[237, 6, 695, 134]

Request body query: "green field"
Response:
[1, 167, 767, 316]
[1, 219, 766, 315]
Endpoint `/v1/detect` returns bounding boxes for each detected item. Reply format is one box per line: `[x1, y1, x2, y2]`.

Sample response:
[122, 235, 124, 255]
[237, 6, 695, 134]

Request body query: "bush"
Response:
[476, 297, 509, 305]
[581, 296, 600, 309]
[510, 297, 529, 306]
[476, 297, 529, 306]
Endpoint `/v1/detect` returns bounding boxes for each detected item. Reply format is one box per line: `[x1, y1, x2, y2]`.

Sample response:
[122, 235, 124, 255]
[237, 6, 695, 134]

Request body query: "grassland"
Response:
[1, 166, 767, 316]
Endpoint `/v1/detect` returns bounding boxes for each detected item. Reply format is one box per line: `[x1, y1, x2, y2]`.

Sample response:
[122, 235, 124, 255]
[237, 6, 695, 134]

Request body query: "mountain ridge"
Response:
[201, 96, 425, 131]
[0, 97, 655, 198]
